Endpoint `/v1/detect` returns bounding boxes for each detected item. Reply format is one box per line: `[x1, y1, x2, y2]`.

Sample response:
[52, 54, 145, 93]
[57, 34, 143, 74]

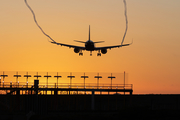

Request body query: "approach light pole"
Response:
[24, 72, 31, 88]
[0, 71, 8, 87]
[81, 73, 89, 89]
[67, 72, 75, 88]
[14, 72, 21, 87]
[108, 73, 116, 89]
[94, 73, 102, 89]
[34, 72, 41, 80]
[34, 72, 41, 90]
[54, 72, 61, 88]
[44, 72, 51, 87]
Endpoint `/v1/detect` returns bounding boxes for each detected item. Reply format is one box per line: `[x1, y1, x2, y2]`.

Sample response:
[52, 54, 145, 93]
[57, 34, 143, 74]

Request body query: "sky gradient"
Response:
[0, 0, 180, 94]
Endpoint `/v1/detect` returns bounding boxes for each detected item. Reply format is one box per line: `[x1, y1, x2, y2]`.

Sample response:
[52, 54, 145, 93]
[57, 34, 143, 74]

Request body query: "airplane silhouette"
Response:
[51, 25, 132, 56]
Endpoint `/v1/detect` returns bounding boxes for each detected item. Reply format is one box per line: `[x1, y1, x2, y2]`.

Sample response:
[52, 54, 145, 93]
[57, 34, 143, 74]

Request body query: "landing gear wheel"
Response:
[79, 53, 83, 56]
[90, 51, 92, 56]
[97, 53, 101, 56]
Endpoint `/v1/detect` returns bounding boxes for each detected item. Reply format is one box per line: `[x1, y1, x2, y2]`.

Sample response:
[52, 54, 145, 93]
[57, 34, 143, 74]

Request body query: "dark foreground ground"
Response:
[0, 94, 180, 120]
[1, 109, 180, 120]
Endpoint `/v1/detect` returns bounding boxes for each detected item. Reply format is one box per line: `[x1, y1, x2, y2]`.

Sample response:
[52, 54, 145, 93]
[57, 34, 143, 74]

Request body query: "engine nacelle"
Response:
[101, 49, 107, 54]
[74, 48, 80, 53]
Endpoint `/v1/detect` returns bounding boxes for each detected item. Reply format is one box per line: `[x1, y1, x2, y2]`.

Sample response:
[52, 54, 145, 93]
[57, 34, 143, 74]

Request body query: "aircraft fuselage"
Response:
[85, 40, 95, 51]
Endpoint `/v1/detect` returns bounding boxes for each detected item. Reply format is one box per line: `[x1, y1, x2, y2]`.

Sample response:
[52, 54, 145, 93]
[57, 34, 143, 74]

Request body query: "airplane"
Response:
[50, 25, 132, 56]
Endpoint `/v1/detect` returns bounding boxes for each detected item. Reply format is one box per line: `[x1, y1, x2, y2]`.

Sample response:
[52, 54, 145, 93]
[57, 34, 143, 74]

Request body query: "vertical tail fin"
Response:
[88, 25, 90, 41]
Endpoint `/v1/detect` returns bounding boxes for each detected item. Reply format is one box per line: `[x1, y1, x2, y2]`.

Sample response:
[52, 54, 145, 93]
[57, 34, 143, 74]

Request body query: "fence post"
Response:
[91, 90, 95, 110]
[34, 80, 39, 114]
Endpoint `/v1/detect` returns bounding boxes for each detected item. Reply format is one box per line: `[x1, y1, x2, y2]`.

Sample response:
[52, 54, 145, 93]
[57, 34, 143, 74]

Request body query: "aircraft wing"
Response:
[51, 41, 85, 49]
[95, 43, 131, 50]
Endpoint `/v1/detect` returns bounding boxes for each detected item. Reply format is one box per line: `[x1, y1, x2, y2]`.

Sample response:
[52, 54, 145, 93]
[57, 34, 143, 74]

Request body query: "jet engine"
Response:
[101, 49, 107, 54]
[74, 48, 80, 53]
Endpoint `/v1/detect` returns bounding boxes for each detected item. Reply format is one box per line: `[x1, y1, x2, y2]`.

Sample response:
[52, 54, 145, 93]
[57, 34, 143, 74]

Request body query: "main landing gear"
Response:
[97, 53, 101, 56]
[97, 50, 101, 56]
[79, 52, 83, 56]
[79, 50, 83, 56]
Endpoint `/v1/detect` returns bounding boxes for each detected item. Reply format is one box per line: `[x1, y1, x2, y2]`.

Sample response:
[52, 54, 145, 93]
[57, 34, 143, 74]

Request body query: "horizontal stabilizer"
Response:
[74, 40, 86, 43]
[94, 41, 104, 43]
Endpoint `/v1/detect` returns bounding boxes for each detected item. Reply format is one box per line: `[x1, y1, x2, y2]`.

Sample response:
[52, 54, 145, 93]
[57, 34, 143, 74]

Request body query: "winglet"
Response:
[130, 38, 133, 45]
[47, 38, 51, 42]
[121, 39, 133, 46]
[48, 38, 56, 44]
[126, 38, 133, 46]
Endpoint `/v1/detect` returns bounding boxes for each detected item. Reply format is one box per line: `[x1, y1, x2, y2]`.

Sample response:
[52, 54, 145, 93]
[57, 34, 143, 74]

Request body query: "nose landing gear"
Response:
[90, 51, 92, 56]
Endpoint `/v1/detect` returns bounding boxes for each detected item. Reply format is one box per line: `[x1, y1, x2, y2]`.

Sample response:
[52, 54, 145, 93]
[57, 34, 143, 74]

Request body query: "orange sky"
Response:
[0, 0, 180, 94]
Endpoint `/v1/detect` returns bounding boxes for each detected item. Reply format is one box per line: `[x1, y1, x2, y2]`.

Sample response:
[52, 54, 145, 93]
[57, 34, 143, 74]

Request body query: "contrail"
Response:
[24, 0, 56, 42]
[121, 0, 128, 45]
[24, 0, 128, 44]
